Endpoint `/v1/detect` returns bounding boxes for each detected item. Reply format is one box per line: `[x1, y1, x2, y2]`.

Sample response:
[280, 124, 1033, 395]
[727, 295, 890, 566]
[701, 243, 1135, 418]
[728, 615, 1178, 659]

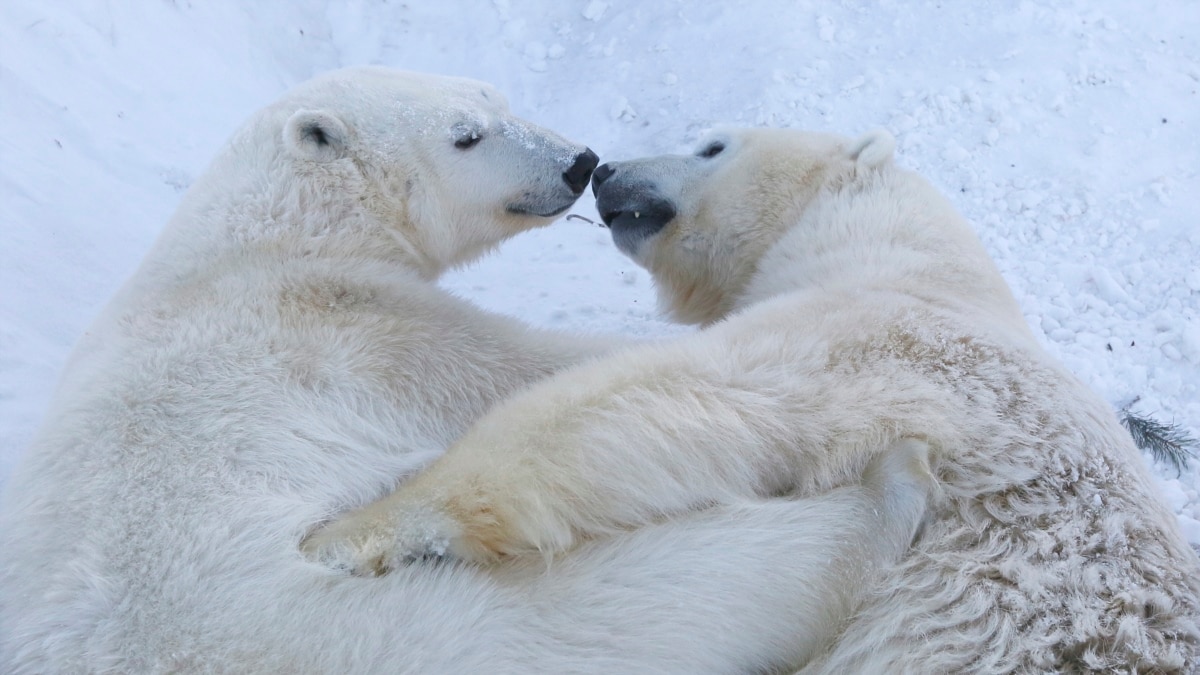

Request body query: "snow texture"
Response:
[1, 1, 1198, 547]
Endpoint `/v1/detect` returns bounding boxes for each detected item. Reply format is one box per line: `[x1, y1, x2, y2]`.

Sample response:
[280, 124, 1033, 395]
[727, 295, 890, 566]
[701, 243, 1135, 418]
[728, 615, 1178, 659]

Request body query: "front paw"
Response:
[300, 500, 462, 576]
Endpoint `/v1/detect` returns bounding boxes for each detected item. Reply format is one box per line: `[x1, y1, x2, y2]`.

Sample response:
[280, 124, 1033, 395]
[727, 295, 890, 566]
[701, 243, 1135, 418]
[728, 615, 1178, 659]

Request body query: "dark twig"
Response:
[1120, 400, 1198, 476]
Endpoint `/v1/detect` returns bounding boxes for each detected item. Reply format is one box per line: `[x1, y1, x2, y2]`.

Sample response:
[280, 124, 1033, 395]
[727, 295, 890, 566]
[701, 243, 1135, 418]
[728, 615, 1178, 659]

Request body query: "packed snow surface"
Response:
[1, 1, 1197, 546]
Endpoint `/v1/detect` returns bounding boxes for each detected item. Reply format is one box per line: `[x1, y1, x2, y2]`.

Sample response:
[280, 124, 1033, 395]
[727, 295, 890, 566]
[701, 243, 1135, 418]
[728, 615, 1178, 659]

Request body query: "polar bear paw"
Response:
[301, 499, 465, 576]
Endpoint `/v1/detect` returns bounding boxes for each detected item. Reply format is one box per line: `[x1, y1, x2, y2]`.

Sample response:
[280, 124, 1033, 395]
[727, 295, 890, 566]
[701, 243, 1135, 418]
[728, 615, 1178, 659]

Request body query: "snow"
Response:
[1, 1, 1197, 546]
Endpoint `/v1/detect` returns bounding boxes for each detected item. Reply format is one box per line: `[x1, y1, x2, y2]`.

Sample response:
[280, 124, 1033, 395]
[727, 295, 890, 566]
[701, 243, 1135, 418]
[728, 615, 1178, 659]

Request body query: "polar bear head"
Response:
[590, 128, 895, 324]
[181, 67, 597, 279]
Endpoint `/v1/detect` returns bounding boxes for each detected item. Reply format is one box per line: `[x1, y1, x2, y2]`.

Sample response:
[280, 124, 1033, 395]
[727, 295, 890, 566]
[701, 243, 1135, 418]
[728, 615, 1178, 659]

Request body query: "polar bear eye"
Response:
[697, 141, 725, 158]
[454, 128, 482, 150]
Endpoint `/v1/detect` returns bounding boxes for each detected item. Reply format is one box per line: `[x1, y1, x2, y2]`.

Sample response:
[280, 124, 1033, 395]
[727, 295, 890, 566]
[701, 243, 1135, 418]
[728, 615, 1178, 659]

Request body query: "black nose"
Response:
[591, 163, 615, 194]
[563, 148, 599, 195]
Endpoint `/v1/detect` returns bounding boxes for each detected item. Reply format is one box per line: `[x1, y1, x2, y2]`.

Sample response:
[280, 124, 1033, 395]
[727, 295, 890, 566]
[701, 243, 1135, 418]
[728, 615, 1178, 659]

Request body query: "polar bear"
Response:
[309, 127, 1200, 672]
[0, 68, 936, 674]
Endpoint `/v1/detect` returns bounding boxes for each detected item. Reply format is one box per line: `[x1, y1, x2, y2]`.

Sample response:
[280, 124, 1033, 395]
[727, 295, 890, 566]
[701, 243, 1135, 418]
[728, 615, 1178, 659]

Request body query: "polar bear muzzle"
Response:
[505, 148, 600, 217]
[592, 162, 677, 255]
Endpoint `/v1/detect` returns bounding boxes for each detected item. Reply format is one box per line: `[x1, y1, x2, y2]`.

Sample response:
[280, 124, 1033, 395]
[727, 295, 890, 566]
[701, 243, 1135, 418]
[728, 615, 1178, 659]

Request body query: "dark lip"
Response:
[506, 202, 572, 218]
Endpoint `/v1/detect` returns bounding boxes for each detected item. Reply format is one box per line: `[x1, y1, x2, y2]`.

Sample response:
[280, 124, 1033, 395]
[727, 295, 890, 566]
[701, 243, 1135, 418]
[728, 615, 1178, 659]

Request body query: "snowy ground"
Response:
[1, 1, 1197, 545]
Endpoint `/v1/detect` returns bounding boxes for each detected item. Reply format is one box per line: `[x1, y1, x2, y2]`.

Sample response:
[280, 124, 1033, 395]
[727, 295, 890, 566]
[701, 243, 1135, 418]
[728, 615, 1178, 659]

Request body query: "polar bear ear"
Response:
[284, 110, 350, 162]
[846, 129, 895, 170]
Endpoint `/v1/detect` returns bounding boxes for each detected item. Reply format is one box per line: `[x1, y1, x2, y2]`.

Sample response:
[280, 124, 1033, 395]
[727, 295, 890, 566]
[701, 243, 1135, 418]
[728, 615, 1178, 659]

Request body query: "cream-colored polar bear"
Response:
[0, 68, 935, 674]
[311, 127, 1200, 672]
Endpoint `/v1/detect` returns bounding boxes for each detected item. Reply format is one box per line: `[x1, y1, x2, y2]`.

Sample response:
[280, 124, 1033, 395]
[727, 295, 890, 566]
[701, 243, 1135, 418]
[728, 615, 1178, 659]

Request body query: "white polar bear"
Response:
[0, 68, 935, 674]
[311, 127, 1200, 672]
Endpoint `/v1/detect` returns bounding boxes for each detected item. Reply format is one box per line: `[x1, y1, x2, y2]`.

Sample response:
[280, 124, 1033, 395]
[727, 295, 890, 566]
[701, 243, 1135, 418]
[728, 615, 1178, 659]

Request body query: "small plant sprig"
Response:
[1120, 398, 1198, 476]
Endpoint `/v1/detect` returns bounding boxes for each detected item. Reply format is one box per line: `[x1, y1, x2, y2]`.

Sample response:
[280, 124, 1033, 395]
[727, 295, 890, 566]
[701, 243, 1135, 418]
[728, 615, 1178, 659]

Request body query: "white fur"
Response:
[320, 127, 1200, 672]
[0, 68, 935, 674]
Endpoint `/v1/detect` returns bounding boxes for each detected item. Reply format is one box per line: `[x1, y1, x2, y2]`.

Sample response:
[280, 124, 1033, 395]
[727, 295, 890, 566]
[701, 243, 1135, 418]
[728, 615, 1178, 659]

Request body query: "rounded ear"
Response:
[283, 110, 349, 162]
[846, 129, 895, 169]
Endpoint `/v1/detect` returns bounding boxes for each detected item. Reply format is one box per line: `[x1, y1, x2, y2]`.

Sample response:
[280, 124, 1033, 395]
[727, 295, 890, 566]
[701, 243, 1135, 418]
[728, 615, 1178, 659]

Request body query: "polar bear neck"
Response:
[737, 168, 1031, 334]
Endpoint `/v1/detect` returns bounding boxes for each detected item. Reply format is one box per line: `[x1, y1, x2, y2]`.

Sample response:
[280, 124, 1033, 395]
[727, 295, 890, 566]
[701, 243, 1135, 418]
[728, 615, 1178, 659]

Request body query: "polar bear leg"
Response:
[304, 430, 933, 587]
[301, 332, 939, 568]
